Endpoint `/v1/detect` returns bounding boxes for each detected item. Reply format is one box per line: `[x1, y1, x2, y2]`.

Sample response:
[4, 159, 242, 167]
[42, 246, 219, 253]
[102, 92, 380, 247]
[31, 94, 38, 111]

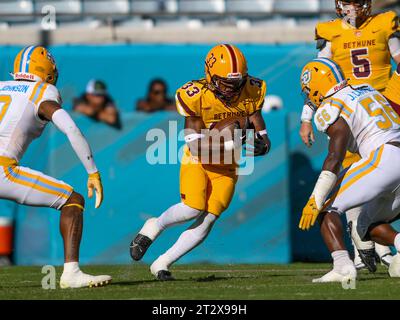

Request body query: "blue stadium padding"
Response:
[0, 44, 315, 113]
[12, 110, 290, 265]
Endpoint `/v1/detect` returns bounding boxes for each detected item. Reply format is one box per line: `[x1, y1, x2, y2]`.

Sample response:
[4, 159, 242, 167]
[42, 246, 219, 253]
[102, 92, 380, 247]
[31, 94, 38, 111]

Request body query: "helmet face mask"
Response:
[336, 0, 372, 27]
[301, 87, 317, 111]
[211, 74, 247, 101]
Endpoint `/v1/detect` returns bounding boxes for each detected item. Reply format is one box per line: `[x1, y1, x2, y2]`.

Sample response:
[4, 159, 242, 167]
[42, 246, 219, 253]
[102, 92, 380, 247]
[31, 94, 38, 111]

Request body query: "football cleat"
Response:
[150, 255, 173, 280]
[130, 234, 153, 261]
[357, 248, 377, 273]
[379, 253, 394, 268]
[60, 271, 112, 289]
[312, 265, 357, 283]
[389, 254, 400, 277]
[129, 218, 161, 261]
[155, 270, 175, 281]
[375, 243, 394, 268]
[347, 221, 376, 273]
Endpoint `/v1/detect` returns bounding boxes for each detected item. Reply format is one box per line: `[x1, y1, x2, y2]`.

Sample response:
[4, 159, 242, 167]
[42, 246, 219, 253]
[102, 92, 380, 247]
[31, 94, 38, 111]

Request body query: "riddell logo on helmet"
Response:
[227, 73, 242, 79]
[334, 82, 347, 92]
[15, 73, 35, 80]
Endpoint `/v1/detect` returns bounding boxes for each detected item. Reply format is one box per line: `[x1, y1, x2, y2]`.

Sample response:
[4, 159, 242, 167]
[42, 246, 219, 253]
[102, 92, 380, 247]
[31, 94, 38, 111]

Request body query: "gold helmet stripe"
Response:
[223, 44, 238, 74]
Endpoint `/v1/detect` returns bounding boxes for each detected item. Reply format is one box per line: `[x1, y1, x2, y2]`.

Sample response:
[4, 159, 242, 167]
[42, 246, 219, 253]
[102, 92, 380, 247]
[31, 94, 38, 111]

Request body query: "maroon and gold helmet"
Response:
[335, 0, 372, 27]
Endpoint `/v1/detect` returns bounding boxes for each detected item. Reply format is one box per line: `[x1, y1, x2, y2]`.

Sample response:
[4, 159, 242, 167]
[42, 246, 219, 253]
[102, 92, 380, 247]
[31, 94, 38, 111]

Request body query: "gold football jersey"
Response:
[316, 11, 400, 91]
[176, 76, 266, 128]
[176, 76, 266, 167]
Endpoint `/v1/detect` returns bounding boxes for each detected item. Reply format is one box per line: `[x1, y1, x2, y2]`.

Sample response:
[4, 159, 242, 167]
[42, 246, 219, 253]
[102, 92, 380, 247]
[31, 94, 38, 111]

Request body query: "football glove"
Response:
[87, 171, 103, 209]
[245, 132, 270, 156]
[299, 196, 319, 231]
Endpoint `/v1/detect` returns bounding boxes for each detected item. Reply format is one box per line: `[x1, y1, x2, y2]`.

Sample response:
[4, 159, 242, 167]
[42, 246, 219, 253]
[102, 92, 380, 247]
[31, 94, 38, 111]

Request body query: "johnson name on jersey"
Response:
[316, 11, 400, 91]
[0, 80, 61, 162]
[175, 76, 266, 128]
[314, 84, 400, 158]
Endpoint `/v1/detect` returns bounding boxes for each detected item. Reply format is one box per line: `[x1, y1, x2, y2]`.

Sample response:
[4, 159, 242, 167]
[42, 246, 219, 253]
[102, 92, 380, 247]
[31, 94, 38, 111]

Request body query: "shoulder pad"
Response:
[246, 76, 267, 113]
[33, 82, 62, 106]
[315, 20, 341, 41]
[314, 100, 341, 132]
[373, 11, 399, 36]
[175, 80, 204, 117]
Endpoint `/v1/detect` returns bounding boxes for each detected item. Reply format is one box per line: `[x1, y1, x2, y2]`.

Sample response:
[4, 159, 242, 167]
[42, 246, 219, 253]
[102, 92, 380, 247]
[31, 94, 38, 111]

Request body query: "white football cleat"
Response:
[60, 271, 112, 289]
[388, 254, 400, 277]
[312, 265, 357, 283]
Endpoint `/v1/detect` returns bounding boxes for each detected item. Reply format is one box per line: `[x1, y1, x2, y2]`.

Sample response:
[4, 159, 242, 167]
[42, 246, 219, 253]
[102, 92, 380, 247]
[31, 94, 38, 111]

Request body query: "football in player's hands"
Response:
[211, 116, 250, 145]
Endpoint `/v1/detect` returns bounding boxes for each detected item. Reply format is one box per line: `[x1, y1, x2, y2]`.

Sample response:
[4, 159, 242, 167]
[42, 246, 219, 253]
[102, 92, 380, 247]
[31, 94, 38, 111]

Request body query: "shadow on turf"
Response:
[113, 273, 297, 286]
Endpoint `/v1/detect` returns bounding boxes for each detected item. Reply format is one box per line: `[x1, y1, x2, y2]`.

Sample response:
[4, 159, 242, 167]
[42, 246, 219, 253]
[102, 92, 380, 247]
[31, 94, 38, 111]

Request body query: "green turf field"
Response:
[0, 263, 399, 300]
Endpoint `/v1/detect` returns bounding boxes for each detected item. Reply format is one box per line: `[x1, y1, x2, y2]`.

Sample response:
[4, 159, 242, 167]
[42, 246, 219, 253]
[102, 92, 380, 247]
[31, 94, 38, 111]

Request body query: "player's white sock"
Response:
[394, 233, 400, 252]
[332, 250, 353, 272]
[156, 202, 202, 231]
[151, 213, 217, 273]
[63, 261, 80, 274]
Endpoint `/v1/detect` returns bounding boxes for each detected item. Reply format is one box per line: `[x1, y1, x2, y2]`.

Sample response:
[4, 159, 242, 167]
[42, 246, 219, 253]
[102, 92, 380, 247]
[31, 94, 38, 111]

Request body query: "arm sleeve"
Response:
[389, 37, 400, 58]
[301, 104, 315, 122]
[317, 41, 333, 59]
[51, 109, 98, 174]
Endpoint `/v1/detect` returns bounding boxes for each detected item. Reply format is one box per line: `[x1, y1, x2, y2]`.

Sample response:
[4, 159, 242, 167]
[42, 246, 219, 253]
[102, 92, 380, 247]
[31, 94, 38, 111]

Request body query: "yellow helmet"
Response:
[300, 58, 347, 109]
[205, 44, 248, 101]
[13, 46, 58, 85]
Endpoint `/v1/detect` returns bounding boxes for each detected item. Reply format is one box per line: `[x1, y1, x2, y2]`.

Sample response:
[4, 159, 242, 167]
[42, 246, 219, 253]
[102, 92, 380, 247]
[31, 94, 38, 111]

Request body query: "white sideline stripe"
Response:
[176, 268, 329, 273]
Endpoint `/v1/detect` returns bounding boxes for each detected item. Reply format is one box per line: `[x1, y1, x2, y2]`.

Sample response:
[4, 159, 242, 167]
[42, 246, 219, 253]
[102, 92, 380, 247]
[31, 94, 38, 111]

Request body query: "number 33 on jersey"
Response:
[175, 77, 266, 129]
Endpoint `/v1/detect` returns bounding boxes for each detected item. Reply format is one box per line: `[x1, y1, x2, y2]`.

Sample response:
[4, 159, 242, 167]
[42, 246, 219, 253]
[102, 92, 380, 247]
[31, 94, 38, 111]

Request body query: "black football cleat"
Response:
[130, 234, 153, 261]
[357, 248, 377, 273]
[155, 270, 175, 281]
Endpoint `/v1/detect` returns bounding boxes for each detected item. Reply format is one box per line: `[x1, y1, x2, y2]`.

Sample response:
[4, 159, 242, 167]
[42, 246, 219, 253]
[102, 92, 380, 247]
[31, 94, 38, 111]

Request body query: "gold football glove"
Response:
[87, 172, 103, 209]
[299, 196, 320, 231]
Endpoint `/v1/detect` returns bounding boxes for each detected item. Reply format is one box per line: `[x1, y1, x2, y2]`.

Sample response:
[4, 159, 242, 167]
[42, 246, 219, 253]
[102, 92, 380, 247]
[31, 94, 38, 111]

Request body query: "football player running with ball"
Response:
[299, 58, 400, 283]
[1, 46, 111, 288]
[130, 44, 270, 280]
[299, 0, 400, 270]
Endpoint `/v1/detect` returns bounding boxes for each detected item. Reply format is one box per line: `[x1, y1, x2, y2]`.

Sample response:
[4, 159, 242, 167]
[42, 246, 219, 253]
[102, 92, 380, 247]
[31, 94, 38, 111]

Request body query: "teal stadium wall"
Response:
[0, 44, 397, 265]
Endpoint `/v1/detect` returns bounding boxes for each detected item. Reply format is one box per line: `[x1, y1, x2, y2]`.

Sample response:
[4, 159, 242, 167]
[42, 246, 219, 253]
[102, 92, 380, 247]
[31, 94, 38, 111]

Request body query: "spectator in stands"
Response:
[73, 79, 121, 129]
[136, 79, 175, 113]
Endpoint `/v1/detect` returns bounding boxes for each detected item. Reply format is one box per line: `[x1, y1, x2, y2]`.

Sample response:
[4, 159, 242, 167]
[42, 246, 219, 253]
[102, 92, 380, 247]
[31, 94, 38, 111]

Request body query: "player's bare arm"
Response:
[184, 115, 246, 158]
[299, 118, 350, 231]
[322, 117, 351, 175]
